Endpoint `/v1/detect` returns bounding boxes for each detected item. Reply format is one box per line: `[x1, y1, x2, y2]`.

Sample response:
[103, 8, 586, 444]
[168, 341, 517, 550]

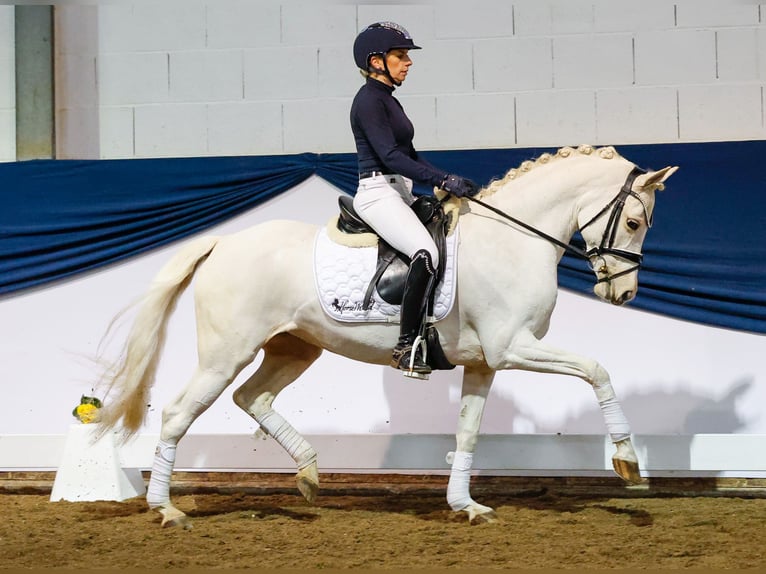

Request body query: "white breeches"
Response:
[354, 174, 439, 266]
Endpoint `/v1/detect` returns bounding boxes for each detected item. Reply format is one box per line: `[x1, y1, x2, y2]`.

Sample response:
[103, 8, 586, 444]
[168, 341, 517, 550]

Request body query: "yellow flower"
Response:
[74, 403, 101, 424]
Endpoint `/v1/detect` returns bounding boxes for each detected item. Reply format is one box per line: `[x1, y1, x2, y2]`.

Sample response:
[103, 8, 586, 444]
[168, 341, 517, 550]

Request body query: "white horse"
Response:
[97, 145, 677, 527]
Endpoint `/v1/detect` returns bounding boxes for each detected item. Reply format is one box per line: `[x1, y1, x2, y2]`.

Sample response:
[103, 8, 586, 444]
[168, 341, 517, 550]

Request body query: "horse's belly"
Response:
[291, 304, 397, 365]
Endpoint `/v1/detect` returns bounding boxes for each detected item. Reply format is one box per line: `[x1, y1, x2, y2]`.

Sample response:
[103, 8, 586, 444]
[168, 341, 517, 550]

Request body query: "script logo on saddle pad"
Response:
[313, 226, 459, 323]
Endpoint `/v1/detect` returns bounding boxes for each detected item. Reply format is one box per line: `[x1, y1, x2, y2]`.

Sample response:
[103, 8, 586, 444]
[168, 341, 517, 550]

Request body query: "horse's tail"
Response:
[97, 235, 220, 440]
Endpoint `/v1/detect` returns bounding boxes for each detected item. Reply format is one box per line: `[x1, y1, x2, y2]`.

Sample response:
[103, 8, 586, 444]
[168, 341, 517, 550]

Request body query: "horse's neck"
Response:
[476, 157, 630, 244]
[481, 167, 581, 242]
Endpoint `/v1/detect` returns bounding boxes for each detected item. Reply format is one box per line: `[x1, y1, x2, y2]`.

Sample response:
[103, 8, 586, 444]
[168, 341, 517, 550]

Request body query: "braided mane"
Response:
[479, 144, 623, 197]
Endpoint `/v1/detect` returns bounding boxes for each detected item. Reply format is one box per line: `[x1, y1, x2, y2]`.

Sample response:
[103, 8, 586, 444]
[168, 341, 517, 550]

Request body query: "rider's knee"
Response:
[412, 246, 439, 270]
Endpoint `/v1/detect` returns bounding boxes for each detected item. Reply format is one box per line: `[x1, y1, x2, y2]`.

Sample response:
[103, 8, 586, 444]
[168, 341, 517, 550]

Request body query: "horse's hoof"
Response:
[469, 510, 499, 525]
[612, 457, 646, 485]
[163, 515, 193, 530]
[466, 504, 499, 525]
[296, 463, 319, 504]
[297, 476, 318, 504]
[158, 505, 192, 530]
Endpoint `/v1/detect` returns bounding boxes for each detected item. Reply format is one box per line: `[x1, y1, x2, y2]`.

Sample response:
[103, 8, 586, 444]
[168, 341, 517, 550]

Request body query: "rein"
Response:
[465, 166, 648, 284]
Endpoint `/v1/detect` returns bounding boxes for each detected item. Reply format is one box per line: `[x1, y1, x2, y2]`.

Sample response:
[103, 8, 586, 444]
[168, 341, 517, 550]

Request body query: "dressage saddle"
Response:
[335, 194, 455, 371]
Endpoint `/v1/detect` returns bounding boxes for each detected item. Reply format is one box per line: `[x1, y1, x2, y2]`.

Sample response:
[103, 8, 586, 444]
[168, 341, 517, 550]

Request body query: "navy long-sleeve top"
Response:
[350, 78, 447, 188]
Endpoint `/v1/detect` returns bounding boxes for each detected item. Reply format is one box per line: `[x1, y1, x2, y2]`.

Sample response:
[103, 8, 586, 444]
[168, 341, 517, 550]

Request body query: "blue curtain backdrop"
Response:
[1, 141, 764, 334]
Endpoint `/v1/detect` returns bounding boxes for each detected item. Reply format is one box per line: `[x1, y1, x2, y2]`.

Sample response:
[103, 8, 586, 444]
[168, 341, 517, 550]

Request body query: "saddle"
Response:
[335, 195, 455, 371]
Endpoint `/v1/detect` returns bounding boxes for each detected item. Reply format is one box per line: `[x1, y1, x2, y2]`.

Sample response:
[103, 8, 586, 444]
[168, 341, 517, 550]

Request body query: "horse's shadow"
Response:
[332, 491, 657, 527]
[68, 493, 321, 523]
[66, 498, 150, 521]
[185, 491, 653, 528]
[187, 504, 319, 522]
[546, 376, 755, 435]
[69, 490, 654, 528]
[183, 493, 320, 522]
[507, 492, 654, 526]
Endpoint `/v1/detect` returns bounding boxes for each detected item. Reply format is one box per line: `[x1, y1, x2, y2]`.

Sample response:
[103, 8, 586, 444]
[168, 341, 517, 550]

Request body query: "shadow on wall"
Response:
[378, 365, 533, 470]
[378, 365, 532, 435]
[681, 377, 753, 433]
[378, 363, 754, 436]
[378, 366, 461, 434]
[377, 366, 753, 472]
[538, 376, 754, 435]
[539, 376, 754, 475]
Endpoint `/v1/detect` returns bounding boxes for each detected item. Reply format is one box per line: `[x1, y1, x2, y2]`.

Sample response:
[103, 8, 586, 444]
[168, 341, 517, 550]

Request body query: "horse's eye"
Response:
[626, 219, 640, 231]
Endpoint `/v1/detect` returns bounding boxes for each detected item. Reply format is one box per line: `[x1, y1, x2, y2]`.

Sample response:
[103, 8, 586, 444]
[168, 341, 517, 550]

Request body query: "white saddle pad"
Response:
[313, 226, 459, 323]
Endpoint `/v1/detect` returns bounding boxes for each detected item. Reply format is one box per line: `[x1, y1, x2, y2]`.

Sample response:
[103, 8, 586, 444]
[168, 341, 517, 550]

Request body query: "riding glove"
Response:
[441, 174, 479, 198]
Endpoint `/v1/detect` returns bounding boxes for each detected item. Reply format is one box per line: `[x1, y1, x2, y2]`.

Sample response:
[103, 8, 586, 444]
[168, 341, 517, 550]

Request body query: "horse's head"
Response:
[578, 163, 678, 305]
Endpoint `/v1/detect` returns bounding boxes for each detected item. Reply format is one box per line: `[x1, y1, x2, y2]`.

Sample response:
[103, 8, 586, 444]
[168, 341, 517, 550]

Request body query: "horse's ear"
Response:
[636, 166, 679, 192]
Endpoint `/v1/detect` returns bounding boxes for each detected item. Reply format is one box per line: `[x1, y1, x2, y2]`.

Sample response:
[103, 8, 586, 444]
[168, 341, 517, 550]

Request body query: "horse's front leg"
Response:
[447, 366, 499, 524]
[489, 331, 643, 485]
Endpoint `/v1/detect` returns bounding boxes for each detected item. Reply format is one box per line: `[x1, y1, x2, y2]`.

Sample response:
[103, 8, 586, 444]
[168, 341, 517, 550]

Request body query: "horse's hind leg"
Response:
[447, 366, 499, 524]
[147, 365, 243, 528]
[232, 333, 323, 504]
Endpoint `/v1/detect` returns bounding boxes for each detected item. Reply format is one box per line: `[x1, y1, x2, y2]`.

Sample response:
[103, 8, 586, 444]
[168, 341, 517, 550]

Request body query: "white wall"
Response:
[0, 6, 14, 162]
[44, 0, 766, 159]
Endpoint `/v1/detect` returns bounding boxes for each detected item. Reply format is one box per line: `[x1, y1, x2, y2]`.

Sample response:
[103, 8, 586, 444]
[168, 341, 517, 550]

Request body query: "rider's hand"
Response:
[441, 174, 479, 198]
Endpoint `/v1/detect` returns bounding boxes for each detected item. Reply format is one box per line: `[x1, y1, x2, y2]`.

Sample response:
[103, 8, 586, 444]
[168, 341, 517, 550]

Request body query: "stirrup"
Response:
[391, 335, 431, 380]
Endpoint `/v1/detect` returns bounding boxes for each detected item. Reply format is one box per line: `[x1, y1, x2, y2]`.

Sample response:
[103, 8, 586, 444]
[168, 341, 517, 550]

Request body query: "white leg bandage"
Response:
[594, 382, 631, 443]
[146, 439, 176, 509]
[446, 451, 474, 511]
[256, 409, 317, 469]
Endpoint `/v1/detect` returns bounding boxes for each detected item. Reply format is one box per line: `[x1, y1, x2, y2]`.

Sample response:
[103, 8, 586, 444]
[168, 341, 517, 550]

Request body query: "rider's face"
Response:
[385, 49, 412, 84]
[370, 49, 412, 86]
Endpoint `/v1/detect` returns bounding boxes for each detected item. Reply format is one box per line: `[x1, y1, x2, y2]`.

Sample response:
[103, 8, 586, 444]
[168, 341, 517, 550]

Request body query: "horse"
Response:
[96, 144, 677, 527]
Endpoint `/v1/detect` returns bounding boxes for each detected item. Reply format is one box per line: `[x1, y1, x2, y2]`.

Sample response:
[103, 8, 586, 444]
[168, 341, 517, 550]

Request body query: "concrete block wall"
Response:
[0, 7, 14, 162]
[54, 6, 99, 160]
[4, 1, 766, 159]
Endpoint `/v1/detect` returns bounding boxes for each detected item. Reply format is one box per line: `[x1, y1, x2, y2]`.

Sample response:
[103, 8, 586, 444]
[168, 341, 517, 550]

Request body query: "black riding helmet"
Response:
[353, 22, 421, 85]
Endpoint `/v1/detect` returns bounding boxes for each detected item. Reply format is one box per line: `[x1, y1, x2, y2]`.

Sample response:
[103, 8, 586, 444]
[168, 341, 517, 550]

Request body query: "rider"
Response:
[350, 21, 479, 377]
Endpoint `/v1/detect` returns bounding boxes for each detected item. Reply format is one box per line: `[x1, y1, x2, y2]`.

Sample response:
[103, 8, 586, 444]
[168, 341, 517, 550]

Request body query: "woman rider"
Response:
[350, 21, 479, 378]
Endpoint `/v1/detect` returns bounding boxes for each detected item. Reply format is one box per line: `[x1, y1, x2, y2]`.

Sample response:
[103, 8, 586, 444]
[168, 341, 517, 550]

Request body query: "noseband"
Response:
[466, 166, 649, 285]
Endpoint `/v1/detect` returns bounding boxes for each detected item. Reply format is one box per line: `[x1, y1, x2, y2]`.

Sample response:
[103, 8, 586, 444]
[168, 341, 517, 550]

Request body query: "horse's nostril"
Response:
[620, 291, 634, 304]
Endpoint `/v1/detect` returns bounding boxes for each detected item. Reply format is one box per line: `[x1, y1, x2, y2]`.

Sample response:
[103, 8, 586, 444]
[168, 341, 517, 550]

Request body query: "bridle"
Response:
[465, 166, 650, 285]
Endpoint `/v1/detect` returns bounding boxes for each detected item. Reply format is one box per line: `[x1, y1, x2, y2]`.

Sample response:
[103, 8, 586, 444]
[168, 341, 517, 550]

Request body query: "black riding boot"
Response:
[391, 249, 436, 378]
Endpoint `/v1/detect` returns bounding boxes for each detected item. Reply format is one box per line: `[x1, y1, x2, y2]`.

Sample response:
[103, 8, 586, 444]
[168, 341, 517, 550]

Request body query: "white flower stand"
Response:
[50, 424, 146, 502]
